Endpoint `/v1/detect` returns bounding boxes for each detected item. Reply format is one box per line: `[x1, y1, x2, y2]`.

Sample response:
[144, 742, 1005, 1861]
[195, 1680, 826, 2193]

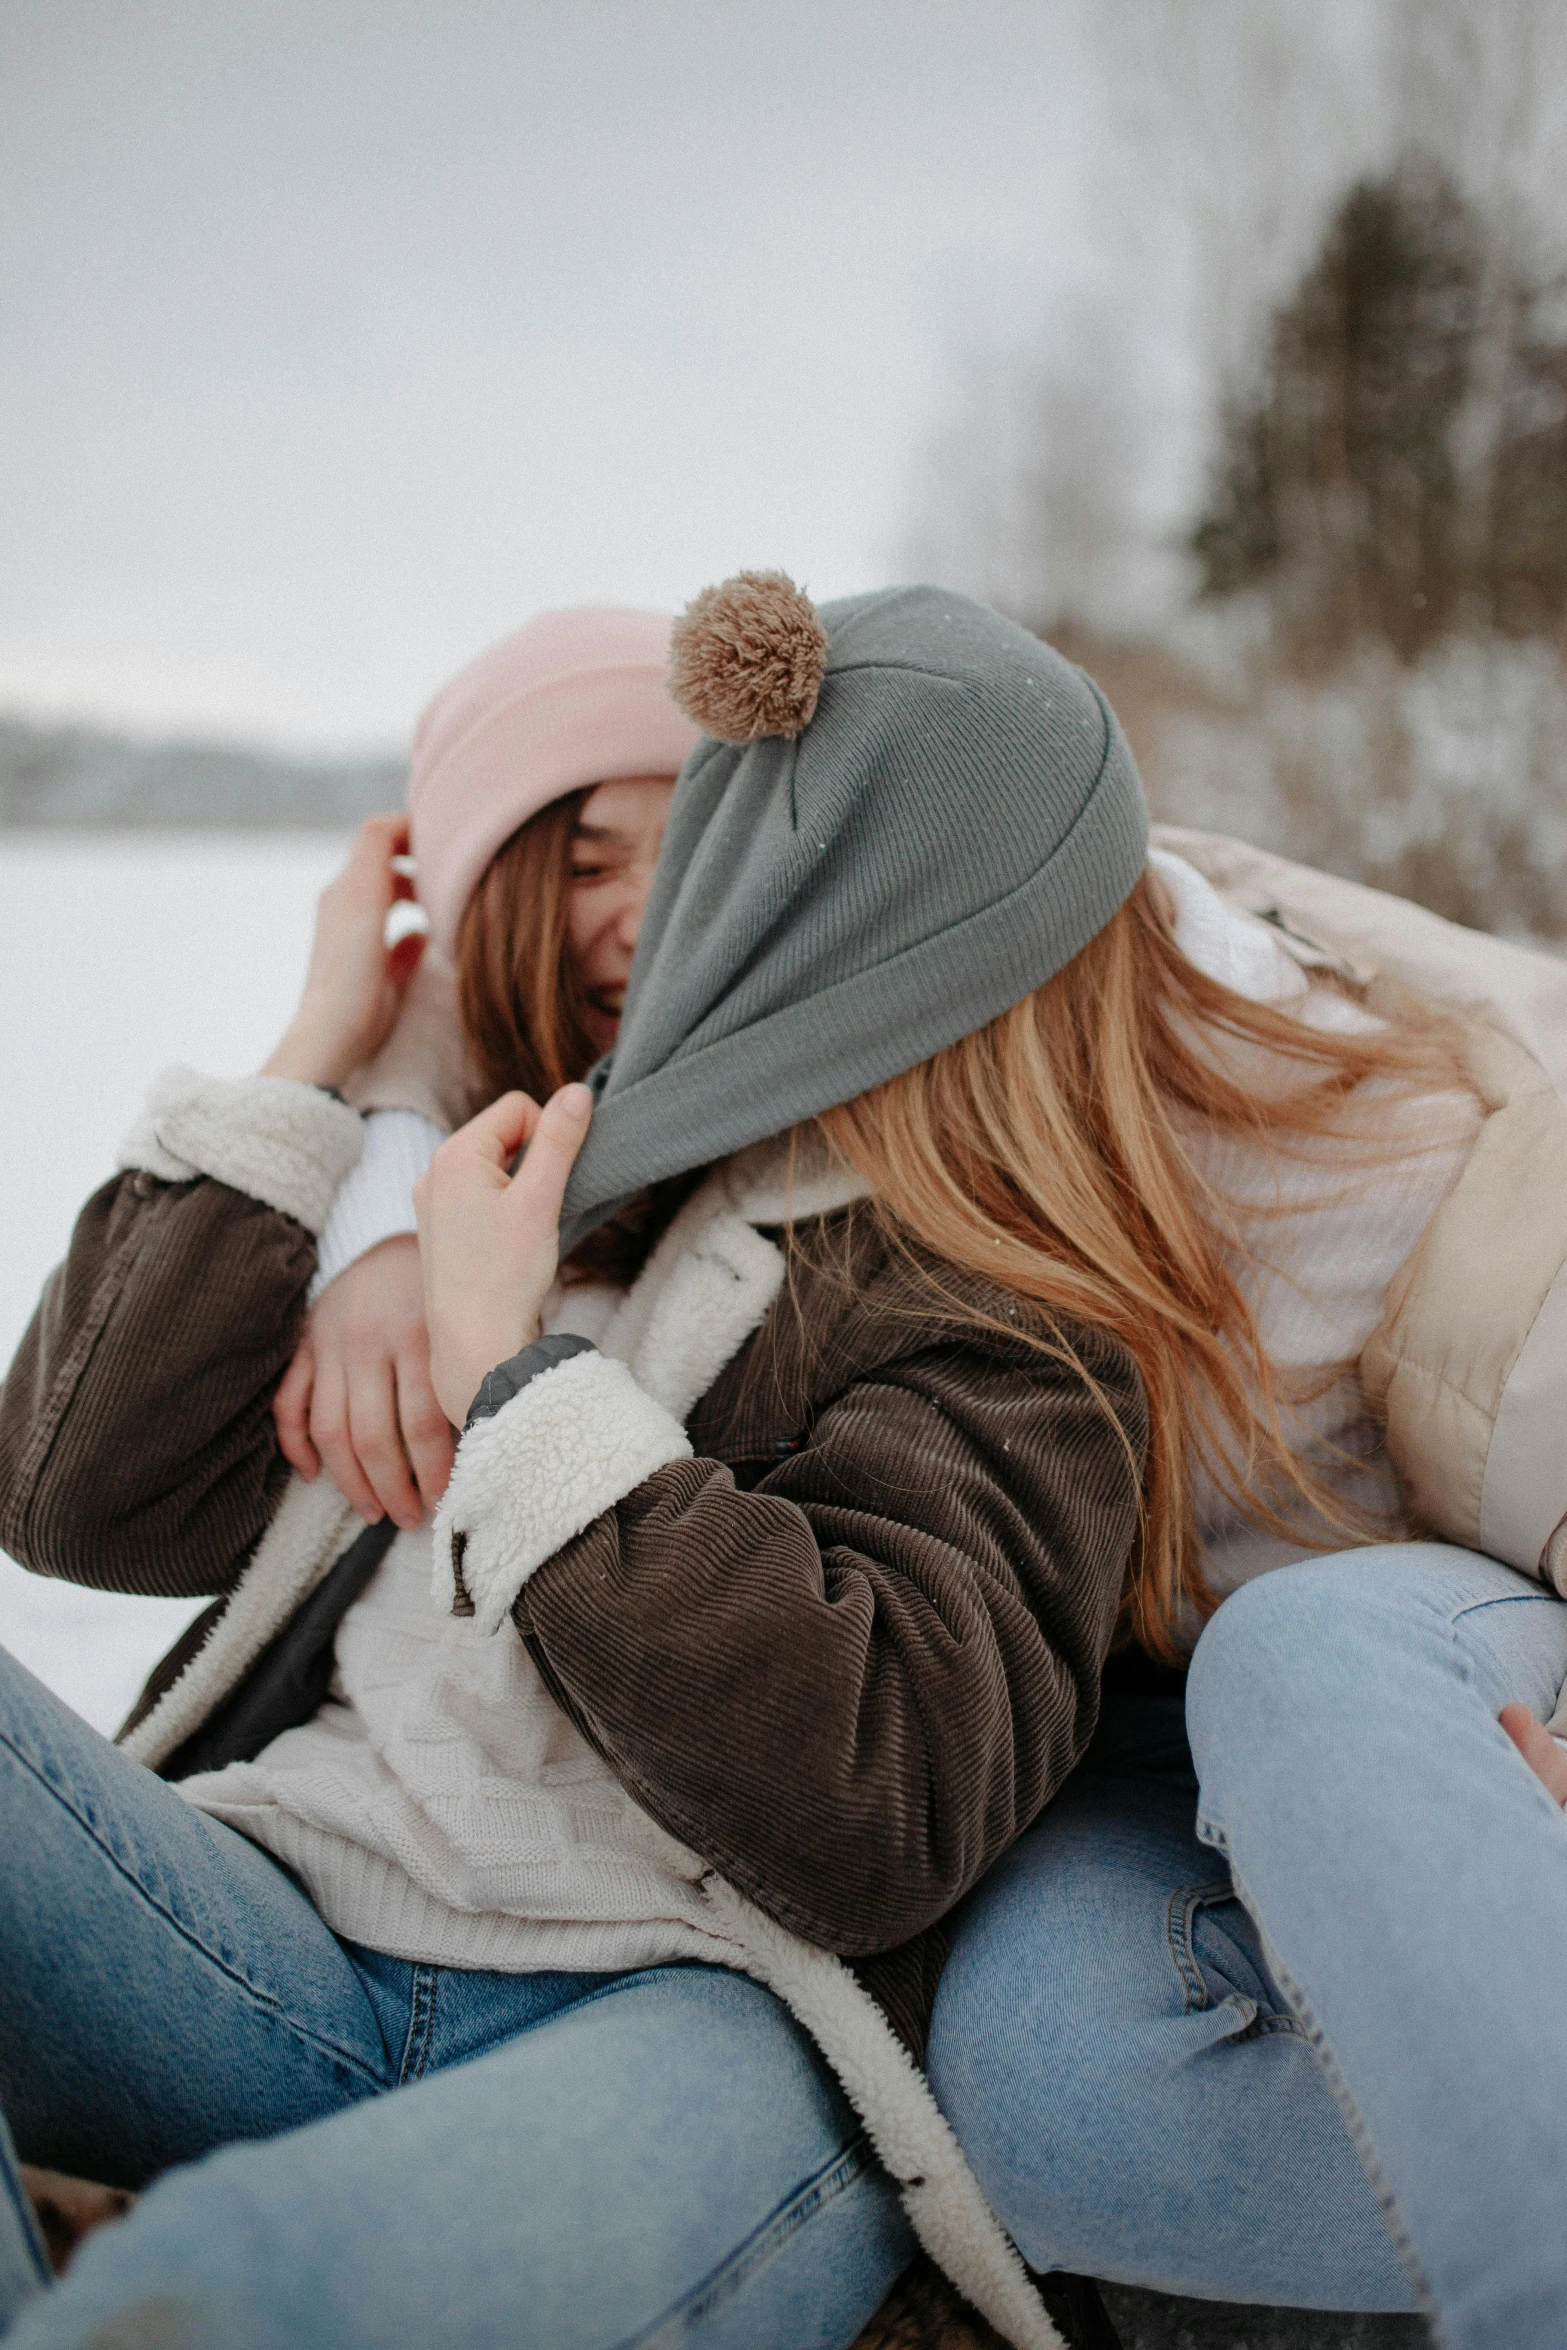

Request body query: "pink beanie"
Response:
[408, 606, 702, 956]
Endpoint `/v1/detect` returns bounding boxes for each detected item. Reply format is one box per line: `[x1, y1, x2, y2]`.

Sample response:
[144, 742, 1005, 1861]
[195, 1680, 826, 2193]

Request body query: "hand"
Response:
[1500, 1703, 1567, 1805]
[273, 1235, 453, 1528]
[413, 1087, 593, 1427]
[263, 814, 426, 1092]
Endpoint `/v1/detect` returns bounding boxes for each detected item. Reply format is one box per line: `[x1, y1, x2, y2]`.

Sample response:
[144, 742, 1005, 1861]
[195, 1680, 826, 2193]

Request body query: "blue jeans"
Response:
[0, 1647, 912, 2349]
[927, 1546, 1567, 2350]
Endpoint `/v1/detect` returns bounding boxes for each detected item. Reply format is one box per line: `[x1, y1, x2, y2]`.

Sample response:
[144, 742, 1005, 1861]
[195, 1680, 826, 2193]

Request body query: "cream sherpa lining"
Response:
[688, 1870, 1066, 2350]
[120, 1473, 366, 1771]
[117, 1065, 364, 1237]
[433, 1350, 693, 1634]
[108, 1124, 1063, 2344]
[605, 1196, 787, 1420]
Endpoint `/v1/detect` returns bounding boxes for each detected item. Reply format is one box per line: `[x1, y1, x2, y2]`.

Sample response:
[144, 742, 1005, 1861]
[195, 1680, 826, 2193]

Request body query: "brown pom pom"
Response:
[668, 570, 828, 743]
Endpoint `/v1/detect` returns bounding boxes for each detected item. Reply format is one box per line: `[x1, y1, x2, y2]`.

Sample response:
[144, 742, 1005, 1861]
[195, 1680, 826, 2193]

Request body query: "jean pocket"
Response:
[1168, 1880, 1303, 2041]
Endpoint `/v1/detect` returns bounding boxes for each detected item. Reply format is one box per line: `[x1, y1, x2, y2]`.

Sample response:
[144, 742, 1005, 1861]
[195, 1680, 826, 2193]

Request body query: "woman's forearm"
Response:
[0, 1073, 361, 1598]
[455, 1333, 1143, 1956]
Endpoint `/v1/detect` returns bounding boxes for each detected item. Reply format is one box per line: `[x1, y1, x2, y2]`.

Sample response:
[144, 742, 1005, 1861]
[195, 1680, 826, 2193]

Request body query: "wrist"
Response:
[262, 1017, 362, 1092]
[436, 1314, 544, 1427]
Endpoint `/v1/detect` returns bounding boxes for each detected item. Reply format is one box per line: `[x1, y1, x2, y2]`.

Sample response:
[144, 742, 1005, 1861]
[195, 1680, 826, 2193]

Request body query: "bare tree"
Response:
[904, 0, 1400, 637]
[1387, 0, 1567, 613]
[898, 0, 1567, 937]
[1111, 0, 1567, 636]
[1104, 0, 1394, 400]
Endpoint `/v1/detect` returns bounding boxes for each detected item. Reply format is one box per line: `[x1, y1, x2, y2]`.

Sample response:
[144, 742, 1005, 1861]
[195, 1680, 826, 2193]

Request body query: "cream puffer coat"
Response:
[1152, 827, 1567, 1641]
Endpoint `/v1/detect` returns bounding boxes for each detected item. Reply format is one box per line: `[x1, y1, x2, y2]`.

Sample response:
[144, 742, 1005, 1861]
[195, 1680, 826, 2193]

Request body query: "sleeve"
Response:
[433, 1320, 1144, 1955]
[308, 1108, 446, 1300]
[0, 1069, 362, 1599]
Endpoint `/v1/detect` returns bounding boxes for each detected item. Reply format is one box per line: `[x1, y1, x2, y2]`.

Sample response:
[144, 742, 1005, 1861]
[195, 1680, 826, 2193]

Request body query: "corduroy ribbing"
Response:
[0, 1173, 313, 1600]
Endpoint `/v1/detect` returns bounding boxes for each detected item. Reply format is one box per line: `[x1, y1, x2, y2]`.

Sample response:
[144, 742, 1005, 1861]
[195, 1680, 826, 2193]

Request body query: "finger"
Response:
[387, 822, 416, 903]
[345, 1355, 424, 1531]
[446, 1091, 542, 1172]
[507, 1084, 593, 1224]
[308, 1354, 386, 1524]
[396, 1348, 456, 1509]
[273, 1342, 322, 1480]
[1500, 1703, 1567, 1805]
[340, 814, 412, 915]
[353, 810, 410, 864]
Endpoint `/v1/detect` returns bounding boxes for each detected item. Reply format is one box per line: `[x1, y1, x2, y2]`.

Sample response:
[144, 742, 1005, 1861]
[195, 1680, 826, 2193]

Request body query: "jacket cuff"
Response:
[465, 1332, 598, 1428]
[117, 1065, 365, 1237]
[432, 1346, 693, 1635]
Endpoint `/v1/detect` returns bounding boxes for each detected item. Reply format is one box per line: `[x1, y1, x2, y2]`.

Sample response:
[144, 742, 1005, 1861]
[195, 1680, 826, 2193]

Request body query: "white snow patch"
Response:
[0, 833, 352, 1733]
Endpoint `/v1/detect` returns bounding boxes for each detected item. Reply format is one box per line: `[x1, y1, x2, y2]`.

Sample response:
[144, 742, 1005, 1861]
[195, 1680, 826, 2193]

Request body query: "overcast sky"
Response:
[13, 1, 1533, 753]
[1, 0, 1155, 749]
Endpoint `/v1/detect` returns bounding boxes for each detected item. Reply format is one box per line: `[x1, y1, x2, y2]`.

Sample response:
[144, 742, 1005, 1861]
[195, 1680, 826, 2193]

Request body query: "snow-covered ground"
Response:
[0, 832, 352, 1731]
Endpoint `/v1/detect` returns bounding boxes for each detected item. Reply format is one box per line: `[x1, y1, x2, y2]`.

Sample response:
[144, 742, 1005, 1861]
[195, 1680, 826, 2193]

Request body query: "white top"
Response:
[1149, 850, 1482, 1619]
[308, 1108, 446, 1300]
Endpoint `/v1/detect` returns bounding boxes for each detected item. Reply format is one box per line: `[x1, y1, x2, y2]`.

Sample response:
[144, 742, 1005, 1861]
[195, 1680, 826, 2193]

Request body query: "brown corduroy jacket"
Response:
[0, 1074, 1143, 2348]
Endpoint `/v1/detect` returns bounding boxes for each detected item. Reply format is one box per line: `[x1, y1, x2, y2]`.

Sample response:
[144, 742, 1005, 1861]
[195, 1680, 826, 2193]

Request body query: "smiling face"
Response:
[566, 774, 678, 1055]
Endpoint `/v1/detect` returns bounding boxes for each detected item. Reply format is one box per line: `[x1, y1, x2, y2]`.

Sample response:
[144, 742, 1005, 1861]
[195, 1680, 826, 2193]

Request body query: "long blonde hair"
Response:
[818, 872, 1472, 1659]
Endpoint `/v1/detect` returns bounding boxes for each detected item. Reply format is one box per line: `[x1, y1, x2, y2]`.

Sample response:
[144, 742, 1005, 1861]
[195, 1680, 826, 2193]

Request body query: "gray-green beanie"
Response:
[559, 573, 1149, 1248]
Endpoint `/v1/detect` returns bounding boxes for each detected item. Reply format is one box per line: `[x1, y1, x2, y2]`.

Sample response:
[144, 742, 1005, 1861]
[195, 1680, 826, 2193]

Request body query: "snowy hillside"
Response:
[0, 715, 404, 828]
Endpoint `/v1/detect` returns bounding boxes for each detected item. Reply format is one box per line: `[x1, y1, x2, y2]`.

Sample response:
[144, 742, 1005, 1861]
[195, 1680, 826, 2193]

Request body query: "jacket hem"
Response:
[694, 1873, 1065, 2350]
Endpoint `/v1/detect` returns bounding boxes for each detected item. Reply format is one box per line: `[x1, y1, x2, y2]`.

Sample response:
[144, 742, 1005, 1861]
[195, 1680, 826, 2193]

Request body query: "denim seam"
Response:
[612, 2129, 877, 2350]
[388, 1968, 729, 2088]
[0, 2147, 50, 2294]
[1165, 1880, 1233, 2013]
[479, 1965, 712, 2039]
[1169, 1878, 1306, 2039]
[398, 1966, 439, 2085]
[0, 1727, 387, 2090]
[1448, 1590, 1561, 1627]
[1194, 1815, 1443, 2338]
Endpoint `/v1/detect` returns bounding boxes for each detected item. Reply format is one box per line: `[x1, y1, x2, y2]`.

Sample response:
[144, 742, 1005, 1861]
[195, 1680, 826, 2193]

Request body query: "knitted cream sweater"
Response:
[180, 1520, 720, 1972]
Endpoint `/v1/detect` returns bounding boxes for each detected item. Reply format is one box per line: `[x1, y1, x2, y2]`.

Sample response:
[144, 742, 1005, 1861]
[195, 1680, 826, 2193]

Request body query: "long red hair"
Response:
[454, 795, 698, 1285]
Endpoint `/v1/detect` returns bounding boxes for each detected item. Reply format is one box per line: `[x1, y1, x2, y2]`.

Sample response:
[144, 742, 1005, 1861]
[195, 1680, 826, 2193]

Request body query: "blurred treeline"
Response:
[0, 718, 402, 829]
[911, 0, 1567, 940]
